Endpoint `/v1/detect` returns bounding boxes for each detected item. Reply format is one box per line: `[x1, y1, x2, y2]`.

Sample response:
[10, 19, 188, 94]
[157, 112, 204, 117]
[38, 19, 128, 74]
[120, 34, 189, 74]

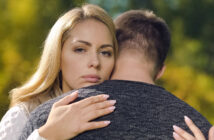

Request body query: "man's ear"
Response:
[155, 65, 166, 80]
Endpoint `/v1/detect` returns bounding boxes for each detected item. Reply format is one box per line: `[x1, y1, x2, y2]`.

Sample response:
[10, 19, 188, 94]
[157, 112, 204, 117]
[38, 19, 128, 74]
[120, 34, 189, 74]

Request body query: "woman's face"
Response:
[61, 19, 115, 92]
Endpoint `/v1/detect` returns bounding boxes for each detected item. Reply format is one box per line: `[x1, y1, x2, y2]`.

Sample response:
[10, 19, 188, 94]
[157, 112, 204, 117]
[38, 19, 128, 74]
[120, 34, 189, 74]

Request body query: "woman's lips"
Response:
[82, 75, 101, 83]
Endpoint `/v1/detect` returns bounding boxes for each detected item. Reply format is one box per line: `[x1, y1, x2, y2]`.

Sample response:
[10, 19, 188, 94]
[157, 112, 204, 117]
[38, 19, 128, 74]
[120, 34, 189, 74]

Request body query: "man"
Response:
[20, 10, 212, 140]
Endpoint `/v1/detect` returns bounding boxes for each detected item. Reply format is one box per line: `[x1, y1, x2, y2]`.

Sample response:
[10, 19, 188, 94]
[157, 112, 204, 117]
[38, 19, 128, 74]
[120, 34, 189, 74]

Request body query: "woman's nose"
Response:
[88, 53, 100, 69]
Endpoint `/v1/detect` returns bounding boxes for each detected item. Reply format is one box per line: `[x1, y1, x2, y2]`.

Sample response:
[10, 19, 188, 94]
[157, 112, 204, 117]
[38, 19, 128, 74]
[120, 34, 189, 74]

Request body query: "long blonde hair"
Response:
[10, 4, 118, 112]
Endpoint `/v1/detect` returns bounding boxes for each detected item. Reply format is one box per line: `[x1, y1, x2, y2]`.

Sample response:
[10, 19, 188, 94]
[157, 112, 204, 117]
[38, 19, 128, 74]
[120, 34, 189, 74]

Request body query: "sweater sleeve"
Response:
[0, 105, 28, 139]
[27, 129, 46, 140]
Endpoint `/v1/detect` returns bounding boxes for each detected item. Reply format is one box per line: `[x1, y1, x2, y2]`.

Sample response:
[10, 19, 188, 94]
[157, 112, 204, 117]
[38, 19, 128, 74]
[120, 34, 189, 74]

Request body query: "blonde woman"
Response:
[0, 4, 118, 140]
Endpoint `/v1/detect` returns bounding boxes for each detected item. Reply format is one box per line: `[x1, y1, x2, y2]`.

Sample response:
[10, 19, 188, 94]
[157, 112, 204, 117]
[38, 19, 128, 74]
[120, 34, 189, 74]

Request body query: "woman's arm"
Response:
[37, 91, 116, 140]
[27, 129, 46, 140]
[0, 105, 28, 139]
[173, 116, 214, 140]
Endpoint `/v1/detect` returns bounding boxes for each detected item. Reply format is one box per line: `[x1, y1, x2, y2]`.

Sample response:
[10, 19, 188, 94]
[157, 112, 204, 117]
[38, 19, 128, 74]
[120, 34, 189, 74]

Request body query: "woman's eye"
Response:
[74, 48, 85, 53]
[101, 51, 112, 57]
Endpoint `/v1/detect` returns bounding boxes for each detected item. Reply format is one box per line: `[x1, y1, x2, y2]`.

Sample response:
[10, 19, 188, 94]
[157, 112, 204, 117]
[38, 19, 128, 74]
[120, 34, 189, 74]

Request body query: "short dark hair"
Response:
[114, 10, 170, 73]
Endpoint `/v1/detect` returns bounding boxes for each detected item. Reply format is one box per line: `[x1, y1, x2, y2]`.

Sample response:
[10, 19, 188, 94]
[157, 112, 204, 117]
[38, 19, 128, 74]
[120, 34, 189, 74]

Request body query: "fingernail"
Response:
[108, 106, 116, 111]
[109, 100, 116, 105]
[73, 91, 78, 94]
[173, 132, 179, 138]
[173, 125, 181, 131]
[104, 121, 111, 125]
[184, 115, 191, 122]
[103, 94, 109, 99]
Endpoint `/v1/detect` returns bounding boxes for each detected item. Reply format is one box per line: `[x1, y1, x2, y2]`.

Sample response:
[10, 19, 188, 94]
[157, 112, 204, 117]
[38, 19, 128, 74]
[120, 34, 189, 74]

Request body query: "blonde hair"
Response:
[10, 4, 118, 112]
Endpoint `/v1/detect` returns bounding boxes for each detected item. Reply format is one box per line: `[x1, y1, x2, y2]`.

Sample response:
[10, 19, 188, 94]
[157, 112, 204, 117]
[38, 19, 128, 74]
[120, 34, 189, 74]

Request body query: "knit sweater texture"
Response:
[19, 80, 212, 140]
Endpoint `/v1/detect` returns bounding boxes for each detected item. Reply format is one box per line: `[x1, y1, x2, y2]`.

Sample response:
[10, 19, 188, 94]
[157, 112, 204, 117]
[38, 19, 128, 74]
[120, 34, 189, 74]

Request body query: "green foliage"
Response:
[0, 0, 213, 125]
[0, 0, 84, 118]
[160, 63, 214, 124]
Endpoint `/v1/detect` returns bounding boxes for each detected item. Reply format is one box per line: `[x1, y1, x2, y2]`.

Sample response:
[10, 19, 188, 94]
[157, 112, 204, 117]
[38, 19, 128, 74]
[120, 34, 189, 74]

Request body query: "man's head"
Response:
[114, 10, 170, 80]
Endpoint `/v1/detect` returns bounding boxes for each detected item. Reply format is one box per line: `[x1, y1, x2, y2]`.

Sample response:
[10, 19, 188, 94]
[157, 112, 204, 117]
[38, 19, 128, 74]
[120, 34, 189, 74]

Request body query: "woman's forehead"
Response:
[64, 19, 113, 46]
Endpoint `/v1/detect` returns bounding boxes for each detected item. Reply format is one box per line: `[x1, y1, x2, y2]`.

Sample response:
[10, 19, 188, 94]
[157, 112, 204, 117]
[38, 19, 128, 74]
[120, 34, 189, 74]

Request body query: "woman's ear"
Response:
[155, 65, 166, 80]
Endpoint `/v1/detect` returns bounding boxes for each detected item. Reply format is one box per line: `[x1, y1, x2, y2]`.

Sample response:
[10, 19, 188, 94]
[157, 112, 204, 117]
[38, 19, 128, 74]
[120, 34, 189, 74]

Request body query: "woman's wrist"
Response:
[38, 125, 57, 140]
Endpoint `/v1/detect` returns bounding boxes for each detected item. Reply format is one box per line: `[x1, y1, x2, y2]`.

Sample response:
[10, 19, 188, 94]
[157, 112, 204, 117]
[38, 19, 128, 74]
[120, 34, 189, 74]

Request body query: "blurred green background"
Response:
[0, 0, 213, 124]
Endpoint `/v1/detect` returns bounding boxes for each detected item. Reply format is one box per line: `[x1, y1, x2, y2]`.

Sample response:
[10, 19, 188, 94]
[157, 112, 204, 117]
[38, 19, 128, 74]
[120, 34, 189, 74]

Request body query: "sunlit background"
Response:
[0, 0, 213, 124]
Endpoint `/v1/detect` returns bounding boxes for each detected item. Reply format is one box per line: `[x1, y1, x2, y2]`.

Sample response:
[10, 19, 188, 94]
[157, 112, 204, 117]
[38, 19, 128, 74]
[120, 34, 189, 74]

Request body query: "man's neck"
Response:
[111, 57, 155, 85]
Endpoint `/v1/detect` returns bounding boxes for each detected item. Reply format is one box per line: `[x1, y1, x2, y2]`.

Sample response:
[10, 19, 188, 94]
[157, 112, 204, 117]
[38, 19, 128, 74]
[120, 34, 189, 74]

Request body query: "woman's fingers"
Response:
[173, 132, 185, 140]
[85, 106, 116, 121]
[86, 100, 116, 112]
[173, 116, 208, 140]
[173, 125, 195, 140]
[74, 94, 110, 108]
[83, 121, 111, 131]
[82, 100, 116, 120]
[44, 93, 116, 140]
[53, 91, 78, 107]
[184, 116, 205, 140]
[209, 126, 214, 140]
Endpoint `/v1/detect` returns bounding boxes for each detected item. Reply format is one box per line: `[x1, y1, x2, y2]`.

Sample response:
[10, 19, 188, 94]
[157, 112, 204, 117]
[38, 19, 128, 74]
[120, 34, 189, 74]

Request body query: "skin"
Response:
[39, 91, 116, 140]
[111, 51, 165, 83]
[61, 19, 115, 92]
[173, 116, 214, 140]
[39, 19, 116, 140]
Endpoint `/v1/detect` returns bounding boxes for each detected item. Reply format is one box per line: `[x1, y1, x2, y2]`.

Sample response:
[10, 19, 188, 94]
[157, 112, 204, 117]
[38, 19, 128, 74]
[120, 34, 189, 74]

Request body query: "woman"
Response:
[0, 4, 118, 140]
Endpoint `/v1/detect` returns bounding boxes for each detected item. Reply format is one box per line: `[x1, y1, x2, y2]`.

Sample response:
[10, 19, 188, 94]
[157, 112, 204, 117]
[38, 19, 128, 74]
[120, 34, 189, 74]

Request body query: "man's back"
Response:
[20, 80, 211, 140]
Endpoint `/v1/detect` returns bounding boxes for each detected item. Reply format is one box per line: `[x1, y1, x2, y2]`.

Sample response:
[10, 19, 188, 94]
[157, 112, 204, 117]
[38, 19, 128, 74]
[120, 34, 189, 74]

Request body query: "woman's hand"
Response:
[38, 91, 116, 140]
[173, 116, 214, 140]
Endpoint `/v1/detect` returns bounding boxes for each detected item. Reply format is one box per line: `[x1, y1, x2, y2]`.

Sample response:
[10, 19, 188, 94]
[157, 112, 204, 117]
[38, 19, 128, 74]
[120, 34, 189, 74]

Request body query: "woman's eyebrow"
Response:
[75, 40, 91, 46]
[75, 40, 113, 48]
[100, 44, 113, 49]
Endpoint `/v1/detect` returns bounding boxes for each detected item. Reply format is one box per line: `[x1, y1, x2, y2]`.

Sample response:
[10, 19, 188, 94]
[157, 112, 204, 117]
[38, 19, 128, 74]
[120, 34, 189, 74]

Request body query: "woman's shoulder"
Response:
[0, 104, 29, 139]
[1, 103, 29, 121]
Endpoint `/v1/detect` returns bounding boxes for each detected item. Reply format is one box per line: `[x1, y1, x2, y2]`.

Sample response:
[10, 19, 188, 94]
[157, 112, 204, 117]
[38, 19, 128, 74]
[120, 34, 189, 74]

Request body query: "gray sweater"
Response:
[19, 80, 211, 140]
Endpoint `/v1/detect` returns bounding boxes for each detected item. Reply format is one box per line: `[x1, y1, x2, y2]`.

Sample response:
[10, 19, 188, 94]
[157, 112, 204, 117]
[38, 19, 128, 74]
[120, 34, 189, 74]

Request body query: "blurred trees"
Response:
[0, 0, 81, 118]
[0, 0, 213, 124]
